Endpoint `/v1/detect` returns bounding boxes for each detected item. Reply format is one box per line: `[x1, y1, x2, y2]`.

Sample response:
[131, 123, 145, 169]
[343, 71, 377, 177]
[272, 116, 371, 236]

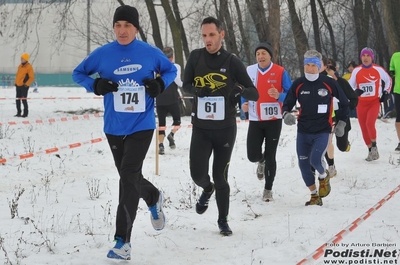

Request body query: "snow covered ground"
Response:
[0, 87, 399, 265]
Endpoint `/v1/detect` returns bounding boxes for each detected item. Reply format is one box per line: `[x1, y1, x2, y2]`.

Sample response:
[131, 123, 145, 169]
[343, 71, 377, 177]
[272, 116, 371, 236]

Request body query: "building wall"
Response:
[0, 2, 139, 85]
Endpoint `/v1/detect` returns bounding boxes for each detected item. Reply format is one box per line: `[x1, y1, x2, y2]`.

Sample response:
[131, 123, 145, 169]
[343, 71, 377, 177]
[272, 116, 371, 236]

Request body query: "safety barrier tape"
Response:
[0, 96, 104, 100]
[0, 113, 102, 126]
[0, 96, 195, 100]
[0, 96, 196, 100]
[296, 184, 400, 265]
[0, 137, 107, 164]
[157, 119, 249, 131]
[0, 119, 251, 164]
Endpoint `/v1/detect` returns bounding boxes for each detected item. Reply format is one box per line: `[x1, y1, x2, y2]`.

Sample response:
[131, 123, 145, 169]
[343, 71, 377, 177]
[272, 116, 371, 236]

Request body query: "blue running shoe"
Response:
[148, 190, 165, 231]
[107, 236, 131, 260]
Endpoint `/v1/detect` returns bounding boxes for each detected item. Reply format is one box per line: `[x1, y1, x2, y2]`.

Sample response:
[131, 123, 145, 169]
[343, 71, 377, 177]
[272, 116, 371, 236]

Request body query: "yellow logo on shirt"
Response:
[194, 73, 227, 91]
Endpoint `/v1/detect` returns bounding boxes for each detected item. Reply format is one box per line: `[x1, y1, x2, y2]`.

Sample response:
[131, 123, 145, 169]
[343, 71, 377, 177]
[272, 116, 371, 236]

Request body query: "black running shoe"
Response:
[159, 144, 165, 155]
[195, 184, 214, 214]
[217, 219, 232, 236]
[395, 143, 400, 152]
[167, 133, 176, 149]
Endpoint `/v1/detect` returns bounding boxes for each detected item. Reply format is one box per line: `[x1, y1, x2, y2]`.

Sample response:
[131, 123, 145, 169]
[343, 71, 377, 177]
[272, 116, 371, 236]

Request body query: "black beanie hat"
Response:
[113, 5, 140, 29]
[255, 42, 273, 57]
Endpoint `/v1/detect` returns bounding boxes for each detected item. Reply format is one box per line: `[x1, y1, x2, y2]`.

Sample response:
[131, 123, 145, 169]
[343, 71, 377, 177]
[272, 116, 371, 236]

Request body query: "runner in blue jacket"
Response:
[72, 5, 176, 260]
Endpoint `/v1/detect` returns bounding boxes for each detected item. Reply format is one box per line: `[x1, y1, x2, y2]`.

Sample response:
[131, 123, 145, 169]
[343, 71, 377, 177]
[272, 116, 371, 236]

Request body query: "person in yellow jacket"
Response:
[14, 53, 35, 117]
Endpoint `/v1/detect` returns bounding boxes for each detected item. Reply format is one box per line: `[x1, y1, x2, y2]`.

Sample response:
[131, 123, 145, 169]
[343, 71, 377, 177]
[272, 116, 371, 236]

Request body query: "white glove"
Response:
[283, 112, 296, 125]
[333, 120, 346, 137]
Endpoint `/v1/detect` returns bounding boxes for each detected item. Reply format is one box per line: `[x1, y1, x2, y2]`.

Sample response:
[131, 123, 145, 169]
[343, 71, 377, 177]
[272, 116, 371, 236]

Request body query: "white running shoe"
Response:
[328, 165, 337, 177]
[148, 190, 166, 231]
[257, 161, 265, 180]
[262, 189, 273, 202]
[107, 237, 131, 260]
[370, 146, 379, 160]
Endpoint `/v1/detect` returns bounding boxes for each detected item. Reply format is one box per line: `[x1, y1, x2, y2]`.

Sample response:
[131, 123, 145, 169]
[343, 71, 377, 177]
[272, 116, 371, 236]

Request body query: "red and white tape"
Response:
[0, 96, 103, 100]
[0, 137, 107, 164]
[157, 119, 248, 131]
[0, 113, 102, 126]
[0, 119, 249, 164]
[297, 184, 400, 265]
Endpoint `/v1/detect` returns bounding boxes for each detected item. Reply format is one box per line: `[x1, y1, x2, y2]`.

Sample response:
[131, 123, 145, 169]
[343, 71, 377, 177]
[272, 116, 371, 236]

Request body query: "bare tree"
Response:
[160, 0, 184, 69]
[380, 0, 400, 55]
[369, 0, 390, 67]
[219, 0, 239, 55]
[145, 0, 163, 49]
[287, 0, 309, 75]
[267, 0, 281, 64]
[171, 0, 190, 60]
[233, 0, 252, 64]
[246, 0, 269, 41]
[353, 0, 370, 52]
[310, 0, 322, 52]
[317, 0, 337, 60]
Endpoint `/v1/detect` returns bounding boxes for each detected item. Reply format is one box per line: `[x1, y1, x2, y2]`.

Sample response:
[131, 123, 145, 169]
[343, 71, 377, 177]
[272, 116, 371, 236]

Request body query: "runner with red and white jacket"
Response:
[242, 42, 292, 202]
[348, 47, 392, 161]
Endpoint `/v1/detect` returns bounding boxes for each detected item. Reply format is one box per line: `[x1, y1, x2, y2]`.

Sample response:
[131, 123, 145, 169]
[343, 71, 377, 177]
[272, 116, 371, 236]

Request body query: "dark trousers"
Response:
[189, 125, 236, 221]
[106, 130, 159, 243]
[246, 119, 282, 190]
[335, 129, 349, 152]
[394, 93, 400, 122]
[296, 132, 329, 187]
[15, 85, 29, 115]
[156, 103, 181, 135]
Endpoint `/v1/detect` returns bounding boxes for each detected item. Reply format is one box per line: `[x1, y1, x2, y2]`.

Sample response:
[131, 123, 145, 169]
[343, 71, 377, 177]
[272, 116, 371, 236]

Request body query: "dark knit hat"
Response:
[255, 42, 273, 57]
[113, 5, 140, 29]
[347, 61, 357, 68]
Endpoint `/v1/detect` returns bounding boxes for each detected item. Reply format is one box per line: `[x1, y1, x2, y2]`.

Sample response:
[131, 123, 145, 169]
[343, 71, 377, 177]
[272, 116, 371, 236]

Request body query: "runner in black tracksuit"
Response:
[183, 17, 259, 236]
[322, 58, 358, 177]
[282, 50, 349, 206]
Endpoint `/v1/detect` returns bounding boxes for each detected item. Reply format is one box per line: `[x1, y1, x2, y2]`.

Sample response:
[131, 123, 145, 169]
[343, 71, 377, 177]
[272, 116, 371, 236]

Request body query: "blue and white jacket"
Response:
[73, 39, 177, 136]
[282, 74, 349, 134]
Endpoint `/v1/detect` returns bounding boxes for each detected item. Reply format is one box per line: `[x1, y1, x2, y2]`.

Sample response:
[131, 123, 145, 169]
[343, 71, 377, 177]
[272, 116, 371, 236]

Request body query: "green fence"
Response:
[1, 73, 78, 87]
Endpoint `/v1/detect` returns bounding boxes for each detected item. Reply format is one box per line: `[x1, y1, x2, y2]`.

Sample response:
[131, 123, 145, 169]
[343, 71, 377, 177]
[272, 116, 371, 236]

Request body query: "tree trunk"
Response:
[353, 0, 370, 53]
[317, 0, 337, 60]
[380, 0, 400, 55]
[160, 0, 184, 69]
[171, 0, 190, 60]
[219, 0, 239, 55]
[369, 0, 390, 67]
[233, 0, 252, 64]
[246, 0, 269, 41]
[267, 0, 281, 64]
[287, 0, 309, 75]
[310, 0, 321, 52]
[145, 0, 163, 49]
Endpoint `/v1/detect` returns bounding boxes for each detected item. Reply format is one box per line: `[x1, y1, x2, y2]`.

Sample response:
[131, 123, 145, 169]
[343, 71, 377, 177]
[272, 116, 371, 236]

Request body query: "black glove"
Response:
[93, 78, 119, 96]
[196, 87, 212, 97]
[355, 89, 364, 96]
[232, 83, 246, 97]
[143, 77, 165, 98]
[229, 83, 245, 105]
[23, 83, 29, 89]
